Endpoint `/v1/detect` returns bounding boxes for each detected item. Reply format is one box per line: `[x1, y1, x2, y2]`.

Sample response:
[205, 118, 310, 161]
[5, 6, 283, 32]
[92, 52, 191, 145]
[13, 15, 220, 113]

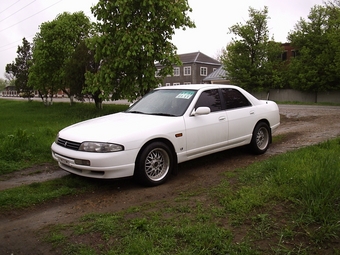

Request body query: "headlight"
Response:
[79, 142, 124, 153]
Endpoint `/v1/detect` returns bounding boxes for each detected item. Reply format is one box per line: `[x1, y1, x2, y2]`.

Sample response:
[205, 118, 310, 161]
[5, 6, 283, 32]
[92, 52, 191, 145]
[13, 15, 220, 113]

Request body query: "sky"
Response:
[0, 0, 326, 80]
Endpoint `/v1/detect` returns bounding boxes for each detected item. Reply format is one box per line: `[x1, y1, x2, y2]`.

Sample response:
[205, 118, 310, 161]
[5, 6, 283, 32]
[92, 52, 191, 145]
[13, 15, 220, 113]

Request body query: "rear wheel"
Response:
[135, 142, 173, 186]
[250, 122, 271, 154]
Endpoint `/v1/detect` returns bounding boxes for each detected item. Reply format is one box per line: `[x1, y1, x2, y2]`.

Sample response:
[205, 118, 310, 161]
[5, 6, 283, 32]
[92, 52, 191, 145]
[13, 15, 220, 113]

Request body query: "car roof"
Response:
[156, 84, 240, 91]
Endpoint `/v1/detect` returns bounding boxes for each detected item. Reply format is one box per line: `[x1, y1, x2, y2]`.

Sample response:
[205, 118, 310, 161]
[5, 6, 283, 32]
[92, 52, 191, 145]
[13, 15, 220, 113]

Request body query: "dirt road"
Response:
[1, 104, 340, 255]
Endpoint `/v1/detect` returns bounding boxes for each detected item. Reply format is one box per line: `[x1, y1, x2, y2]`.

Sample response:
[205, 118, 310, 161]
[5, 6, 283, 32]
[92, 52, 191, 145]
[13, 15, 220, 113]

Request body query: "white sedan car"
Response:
[51, 84, 280, 186]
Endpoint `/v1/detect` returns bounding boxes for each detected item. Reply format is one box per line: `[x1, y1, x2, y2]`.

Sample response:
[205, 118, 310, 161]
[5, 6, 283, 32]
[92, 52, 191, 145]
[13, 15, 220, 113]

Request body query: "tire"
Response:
[250, 122, 271, 154]
[135, 142, 173, 186]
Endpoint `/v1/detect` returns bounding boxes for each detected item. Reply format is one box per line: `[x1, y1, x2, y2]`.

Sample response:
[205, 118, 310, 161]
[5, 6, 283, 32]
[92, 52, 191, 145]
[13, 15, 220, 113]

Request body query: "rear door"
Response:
[221, 88, 255, 144]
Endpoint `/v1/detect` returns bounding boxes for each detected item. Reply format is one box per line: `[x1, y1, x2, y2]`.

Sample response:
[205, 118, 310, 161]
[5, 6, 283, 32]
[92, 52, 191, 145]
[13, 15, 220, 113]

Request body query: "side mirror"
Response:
[192, 107, 211, 116]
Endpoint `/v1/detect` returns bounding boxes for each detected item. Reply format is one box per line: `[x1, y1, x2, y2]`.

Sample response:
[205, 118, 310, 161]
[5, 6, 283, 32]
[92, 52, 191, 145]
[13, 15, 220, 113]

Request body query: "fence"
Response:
[252, 89, 340, 104]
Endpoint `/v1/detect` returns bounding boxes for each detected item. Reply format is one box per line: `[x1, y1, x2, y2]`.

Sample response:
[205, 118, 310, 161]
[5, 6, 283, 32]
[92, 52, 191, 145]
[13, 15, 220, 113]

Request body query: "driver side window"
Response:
[194, 89, 222, 112]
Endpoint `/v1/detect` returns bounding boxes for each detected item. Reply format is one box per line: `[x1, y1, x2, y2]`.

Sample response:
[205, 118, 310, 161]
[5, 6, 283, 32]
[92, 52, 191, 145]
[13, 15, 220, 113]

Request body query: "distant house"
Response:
[202, 43, 297, 85]
[281, 43, 298, 62]
[156, 51, 221, 86]
[203, 66, 230, 84]
[2, 85, 18, 97]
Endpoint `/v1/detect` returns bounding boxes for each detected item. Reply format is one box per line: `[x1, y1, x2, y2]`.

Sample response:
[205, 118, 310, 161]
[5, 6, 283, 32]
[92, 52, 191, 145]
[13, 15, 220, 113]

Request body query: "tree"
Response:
[0, 78, 9, 92]
[5, 38, 33, 100]
[327, 1, 340, 88]
[85, 0, 195, 107]
[63, 41, 98, 102]
[221, 7, 284, 92]
[287, 2, 340, 95]
[29, 11, 93, 105]
[4, 72, 15, 82]
[213, 47, 227, 62]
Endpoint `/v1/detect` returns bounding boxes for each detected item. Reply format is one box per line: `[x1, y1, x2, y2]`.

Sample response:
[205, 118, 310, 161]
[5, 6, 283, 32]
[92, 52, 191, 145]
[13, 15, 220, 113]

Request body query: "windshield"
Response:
[126, 89, 197, 116]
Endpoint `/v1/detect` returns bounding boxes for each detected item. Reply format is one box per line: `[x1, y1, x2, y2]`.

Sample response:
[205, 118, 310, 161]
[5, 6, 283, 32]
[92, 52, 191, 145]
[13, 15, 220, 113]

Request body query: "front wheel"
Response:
[250, 122, 271, 154]
[135, 142, 173, 186]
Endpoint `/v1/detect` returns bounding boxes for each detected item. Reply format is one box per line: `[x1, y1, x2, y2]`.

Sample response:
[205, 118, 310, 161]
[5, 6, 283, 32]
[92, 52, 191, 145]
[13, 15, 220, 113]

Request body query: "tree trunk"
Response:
[93, 90, 103, 109]
[69, 95, 74, 105]
[38, 91, 44, 102]
[62, 89, 74, 105]
[95, 100, 103, 109]
[314, 91, 317, 103]
[43, 95, 48, 106]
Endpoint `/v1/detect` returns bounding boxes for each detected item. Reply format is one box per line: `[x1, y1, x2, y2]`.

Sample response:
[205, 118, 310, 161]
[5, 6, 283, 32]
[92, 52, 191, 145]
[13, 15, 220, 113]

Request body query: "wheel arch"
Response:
[254, 119, 272, 143]
[134, 138, 178, 175]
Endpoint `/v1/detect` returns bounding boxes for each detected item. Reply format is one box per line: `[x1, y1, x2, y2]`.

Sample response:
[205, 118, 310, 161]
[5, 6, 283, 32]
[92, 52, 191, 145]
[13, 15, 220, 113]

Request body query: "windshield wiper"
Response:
[127, 111, 176, 116]
[149, 112, 176, 117]
[126, 110, 146, 114]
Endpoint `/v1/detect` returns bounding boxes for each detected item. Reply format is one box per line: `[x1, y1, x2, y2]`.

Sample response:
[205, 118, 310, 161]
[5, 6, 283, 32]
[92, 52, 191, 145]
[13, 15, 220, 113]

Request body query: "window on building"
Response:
[173, 67, 180, 76]
[291, 50, 298, 58]
[213, 68, 217, 72]
[184, 66, 191, 76]
[200, 67, 208, 76]
[155, 69, 161, 77]
[282, 51, 288, 61]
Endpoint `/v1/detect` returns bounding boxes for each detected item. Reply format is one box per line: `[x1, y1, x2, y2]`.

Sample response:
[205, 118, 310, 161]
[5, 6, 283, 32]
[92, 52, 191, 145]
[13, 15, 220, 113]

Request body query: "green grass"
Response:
[1, 99, 340, 254]
[41, 138, 340, 254]
[0, 175, 94, 210]
[46, 205, 256, 255]
[0, 99, 128, 175]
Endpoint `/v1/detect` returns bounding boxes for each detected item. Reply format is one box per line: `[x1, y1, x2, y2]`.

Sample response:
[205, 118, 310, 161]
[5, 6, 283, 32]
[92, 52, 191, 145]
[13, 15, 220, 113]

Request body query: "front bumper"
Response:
[51, 142, 136, 179]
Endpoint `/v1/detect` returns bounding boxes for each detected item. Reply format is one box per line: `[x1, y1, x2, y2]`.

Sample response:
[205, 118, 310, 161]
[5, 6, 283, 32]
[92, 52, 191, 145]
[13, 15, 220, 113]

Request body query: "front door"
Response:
[184, 89, 228, 158]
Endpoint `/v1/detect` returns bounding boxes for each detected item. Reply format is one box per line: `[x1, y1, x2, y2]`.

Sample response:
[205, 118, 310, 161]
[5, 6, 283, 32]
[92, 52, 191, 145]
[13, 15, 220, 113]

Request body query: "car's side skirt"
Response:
[177, 135, 252, 163]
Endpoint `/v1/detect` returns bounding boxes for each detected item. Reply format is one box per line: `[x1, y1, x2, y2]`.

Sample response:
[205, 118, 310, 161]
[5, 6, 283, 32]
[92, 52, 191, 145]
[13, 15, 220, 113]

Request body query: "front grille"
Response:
[57, 137, 81, 150]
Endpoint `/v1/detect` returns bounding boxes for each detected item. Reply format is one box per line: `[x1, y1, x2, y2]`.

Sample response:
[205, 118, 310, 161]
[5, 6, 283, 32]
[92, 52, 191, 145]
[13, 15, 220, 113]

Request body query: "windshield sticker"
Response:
[176, 91, 194, 99]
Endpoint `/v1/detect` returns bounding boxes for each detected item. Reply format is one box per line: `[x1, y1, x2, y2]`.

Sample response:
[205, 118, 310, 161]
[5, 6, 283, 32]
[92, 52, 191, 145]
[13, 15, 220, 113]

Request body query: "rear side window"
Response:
[194, 89, 222, 112]
[221, 88, 251, 109]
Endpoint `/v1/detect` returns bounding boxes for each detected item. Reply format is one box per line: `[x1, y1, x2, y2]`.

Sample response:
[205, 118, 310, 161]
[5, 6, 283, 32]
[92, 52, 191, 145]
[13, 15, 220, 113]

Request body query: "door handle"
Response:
[250, 111, 255, 115]
[219, 116, 226, 120]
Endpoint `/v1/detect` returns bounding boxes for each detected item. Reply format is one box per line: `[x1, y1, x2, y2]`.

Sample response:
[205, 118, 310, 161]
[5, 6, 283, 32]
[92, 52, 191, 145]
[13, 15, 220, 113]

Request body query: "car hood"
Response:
[58, 112, 182, 144]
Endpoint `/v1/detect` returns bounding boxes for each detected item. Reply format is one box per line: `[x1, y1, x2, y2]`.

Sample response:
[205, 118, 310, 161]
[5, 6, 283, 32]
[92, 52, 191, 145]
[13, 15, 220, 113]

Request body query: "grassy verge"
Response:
[40, 138, 340, 254]
[1, 99, 340, 254]
[0, 175, 95, 210]
[0, 99, 128, 175]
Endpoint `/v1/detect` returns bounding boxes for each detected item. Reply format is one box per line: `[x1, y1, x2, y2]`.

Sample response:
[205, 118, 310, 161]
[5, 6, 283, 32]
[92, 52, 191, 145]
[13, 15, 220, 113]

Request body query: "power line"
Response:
[0, 0, 37, 23]
[0, 0, 63, 33]
[0, 45, 18, 54]
[0, 0, 21, 15]
[0, 34, 35, 50]
[0, 40, 21, 50]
